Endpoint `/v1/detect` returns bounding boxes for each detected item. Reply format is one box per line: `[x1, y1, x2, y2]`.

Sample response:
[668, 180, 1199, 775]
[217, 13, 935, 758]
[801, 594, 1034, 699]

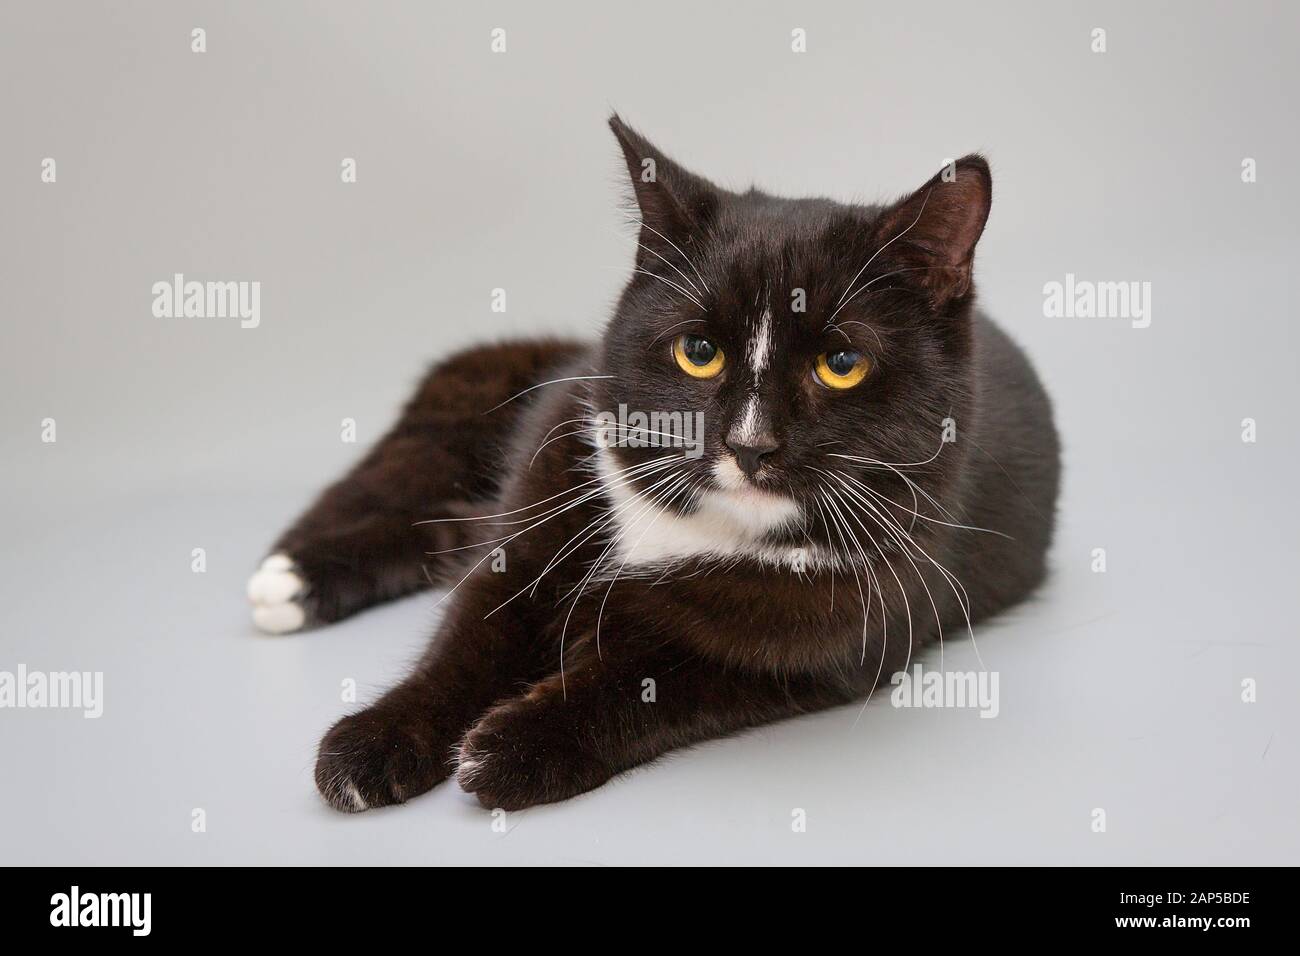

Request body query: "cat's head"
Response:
[591, 115, 991, 549]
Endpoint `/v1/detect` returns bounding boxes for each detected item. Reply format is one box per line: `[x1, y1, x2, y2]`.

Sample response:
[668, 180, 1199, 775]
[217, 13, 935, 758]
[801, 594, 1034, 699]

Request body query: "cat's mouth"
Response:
[715, 476, 785, 502]
[709, 455, 793, 501]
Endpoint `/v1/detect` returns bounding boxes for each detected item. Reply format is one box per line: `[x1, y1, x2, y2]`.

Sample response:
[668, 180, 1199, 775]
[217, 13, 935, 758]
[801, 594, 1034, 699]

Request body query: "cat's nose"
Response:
[725, 436, 780, 477]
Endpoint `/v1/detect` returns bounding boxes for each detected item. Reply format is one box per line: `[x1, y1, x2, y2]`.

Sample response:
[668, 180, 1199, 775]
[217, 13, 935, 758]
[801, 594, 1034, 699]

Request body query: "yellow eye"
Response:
[814, 350, 870, 389]
[673, 334, 725, 379]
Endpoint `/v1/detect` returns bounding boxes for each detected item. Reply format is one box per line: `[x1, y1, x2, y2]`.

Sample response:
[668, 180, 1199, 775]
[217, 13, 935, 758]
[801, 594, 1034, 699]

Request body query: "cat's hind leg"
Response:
[248, 338, 588, 634]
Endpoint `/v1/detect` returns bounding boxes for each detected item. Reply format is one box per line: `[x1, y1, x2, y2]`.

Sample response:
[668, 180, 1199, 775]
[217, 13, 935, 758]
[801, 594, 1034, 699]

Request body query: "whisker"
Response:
[631, 268, 706, 311]
[416, 450, 678, 528]
[529, 424, 606, 469]
[836, 186, 932, 305]
[649, 317, 708, 346]
[610, 227, 705, 299]
[481, 374, 614, 415]
[832, 320, 885, 353]
[836, 469, 1010, 540]
[552, 470, 694, 695]
[811, 486, 873, 665]
[426, 455, 682, 611]
[823, 474, 930, 673]
[827, 266, 941, 325]
[828, 443, 951, 522]
[813, 489, 873, 667]
[483, 458, 688, 620]
[833, 471, 984, 672]
[593, 473, 705, 656]
[621, 214, 712, 295]
[828, 438, 947, 469]
[822, 483, 907, 692]
[556, 469, 691, 605]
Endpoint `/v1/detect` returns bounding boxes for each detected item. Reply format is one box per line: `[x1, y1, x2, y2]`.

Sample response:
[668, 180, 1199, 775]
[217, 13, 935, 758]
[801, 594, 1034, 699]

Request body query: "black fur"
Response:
[260, 116, 1060, 811]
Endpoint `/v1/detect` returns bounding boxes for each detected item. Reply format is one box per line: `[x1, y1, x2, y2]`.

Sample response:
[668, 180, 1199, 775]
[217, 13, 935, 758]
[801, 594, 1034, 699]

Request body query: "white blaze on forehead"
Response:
[749, 305, 773, 378]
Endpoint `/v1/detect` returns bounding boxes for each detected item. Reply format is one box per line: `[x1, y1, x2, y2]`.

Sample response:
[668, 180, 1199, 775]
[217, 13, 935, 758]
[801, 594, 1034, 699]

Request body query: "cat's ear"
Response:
[609, 114, 720, 268]
[870, 155, 992, 311]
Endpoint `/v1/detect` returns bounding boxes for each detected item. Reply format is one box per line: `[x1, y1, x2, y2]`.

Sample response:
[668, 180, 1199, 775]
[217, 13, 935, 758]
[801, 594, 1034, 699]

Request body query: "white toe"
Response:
[261, 553, 293, 573]
[248, 554, 310, 634]
[247, 567, 303, 605]
[456, 741, 488, 788]
[253, 601, 306, 635]
[344, 781, 368, 812]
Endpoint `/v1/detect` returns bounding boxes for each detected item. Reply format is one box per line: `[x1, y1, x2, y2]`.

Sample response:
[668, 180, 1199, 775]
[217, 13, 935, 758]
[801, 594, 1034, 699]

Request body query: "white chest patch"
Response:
[593, 447, 823, 571]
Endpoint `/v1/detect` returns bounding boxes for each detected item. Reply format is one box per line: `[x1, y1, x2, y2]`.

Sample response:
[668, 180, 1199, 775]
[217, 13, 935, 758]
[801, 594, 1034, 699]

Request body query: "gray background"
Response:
[2, 0, 1297, 864]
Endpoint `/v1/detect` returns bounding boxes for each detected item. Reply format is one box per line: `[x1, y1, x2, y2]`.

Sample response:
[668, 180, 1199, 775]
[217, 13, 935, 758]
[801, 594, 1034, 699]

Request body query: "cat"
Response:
[247, 115, 1060, 811]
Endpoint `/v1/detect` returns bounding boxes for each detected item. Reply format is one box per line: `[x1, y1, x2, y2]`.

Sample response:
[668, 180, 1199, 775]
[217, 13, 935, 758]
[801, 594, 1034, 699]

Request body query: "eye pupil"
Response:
[815, 349, 869, 390]
[827, 350, 860, 376]
[682, 335, 717, 366]
[673, 333, 725, 379]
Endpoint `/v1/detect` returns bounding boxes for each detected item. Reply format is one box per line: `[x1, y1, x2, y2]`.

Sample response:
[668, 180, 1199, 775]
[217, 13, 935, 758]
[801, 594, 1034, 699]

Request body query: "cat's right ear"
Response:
[609, 114, 720, 269]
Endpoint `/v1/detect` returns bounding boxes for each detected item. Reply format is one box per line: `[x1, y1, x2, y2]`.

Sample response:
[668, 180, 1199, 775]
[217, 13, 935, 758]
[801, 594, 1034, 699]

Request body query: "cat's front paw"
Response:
[314, 706, 453, 812]
[246, 553, 309, 634]
[456, 696, 614, 810]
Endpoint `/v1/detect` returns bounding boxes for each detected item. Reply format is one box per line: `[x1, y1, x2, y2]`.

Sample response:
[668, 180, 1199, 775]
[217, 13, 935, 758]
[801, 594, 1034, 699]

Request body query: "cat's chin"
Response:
[708, 479, 789, 506]
[699, 482, 800, 529]
[701, 457, 801, 534]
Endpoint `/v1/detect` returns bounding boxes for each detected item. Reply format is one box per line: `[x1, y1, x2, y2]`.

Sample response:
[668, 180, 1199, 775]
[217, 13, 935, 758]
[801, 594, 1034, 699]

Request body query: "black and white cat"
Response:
[247, 116, 1060, 811]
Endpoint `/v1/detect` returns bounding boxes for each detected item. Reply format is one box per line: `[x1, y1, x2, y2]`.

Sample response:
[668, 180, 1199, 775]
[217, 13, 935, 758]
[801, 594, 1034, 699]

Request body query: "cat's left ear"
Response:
[870, 155, 992, 311]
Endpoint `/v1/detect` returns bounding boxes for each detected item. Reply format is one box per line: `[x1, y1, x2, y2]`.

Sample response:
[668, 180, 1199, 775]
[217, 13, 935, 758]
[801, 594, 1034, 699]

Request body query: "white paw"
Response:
[317, 774, 370, 813]
[342, 779, 368, 813]
[247, 553, 307, 634]
[455, 740, 489, 790]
